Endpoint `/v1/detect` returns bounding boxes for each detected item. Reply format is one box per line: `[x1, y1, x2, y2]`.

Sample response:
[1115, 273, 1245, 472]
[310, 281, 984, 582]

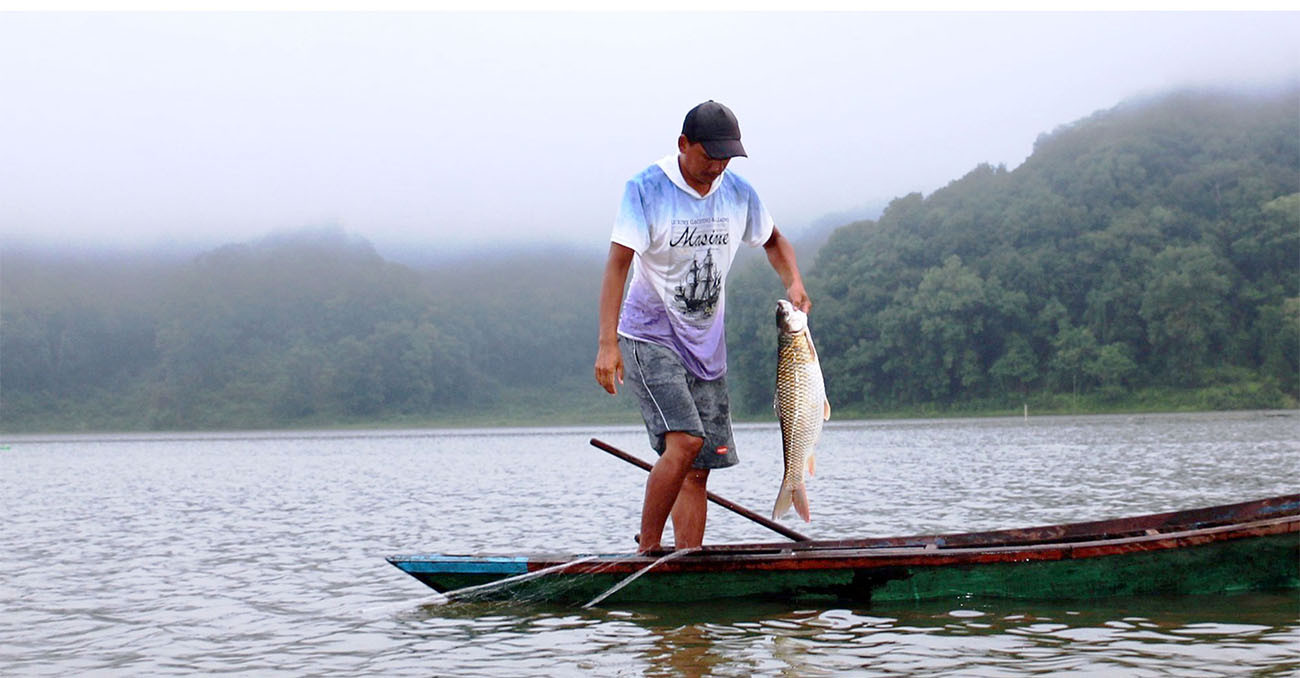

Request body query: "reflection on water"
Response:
[403, 593, 1300, 677]
[1, 411, 1297, 676]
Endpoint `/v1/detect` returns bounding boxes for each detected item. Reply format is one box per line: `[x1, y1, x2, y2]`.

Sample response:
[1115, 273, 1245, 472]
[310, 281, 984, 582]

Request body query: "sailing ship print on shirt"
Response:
[674, 249, 722, 320]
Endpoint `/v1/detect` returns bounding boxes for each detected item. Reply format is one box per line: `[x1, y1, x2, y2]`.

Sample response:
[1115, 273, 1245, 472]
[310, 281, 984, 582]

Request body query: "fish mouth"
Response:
[775, 299, 792, 326]
[775, 299, 805, 333]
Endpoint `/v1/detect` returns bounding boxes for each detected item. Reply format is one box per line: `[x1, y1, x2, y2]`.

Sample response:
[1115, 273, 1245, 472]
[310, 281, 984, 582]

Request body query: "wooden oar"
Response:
[589, 437, 812, 543]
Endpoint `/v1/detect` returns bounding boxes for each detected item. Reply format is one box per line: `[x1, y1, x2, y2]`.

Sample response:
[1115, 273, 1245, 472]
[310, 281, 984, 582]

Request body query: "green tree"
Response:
[1086, 342, 1139, 400]
[989, 333, 1038, 397]
[1050, 325, 1099, 403]
[1255, 298, 1300, 396]
[902, 256, 990, 401]
[1139, 245, 1232, 384]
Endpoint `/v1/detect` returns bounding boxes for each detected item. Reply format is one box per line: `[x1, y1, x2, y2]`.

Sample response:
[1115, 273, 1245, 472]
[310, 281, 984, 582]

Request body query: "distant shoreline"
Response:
[5, 401, 1295, 437]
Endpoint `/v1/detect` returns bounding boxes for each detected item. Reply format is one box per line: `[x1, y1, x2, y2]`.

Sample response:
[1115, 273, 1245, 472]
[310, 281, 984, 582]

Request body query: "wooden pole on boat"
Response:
[589, 438, 812, 543]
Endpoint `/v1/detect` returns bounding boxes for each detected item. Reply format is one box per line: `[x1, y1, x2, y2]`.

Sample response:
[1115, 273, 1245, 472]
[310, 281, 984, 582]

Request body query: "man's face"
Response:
[677, 135, 731, 190]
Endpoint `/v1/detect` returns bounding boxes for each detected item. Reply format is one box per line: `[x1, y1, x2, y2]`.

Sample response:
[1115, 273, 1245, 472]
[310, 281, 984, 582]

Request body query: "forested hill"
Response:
[726, 88, 1299, 416]
[2, 87, 1297, 432]
[1, 231, 627, 431]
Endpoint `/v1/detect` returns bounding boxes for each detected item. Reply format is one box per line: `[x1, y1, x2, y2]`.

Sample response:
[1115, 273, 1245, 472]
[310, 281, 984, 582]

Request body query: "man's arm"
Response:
[595, 242, 635, 395]
[763, 226, 811, 312]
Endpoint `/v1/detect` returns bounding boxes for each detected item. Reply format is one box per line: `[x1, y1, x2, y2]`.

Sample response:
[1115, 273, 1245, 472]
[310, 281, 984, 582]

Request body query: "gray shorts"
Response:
[619, 336, 738, 470]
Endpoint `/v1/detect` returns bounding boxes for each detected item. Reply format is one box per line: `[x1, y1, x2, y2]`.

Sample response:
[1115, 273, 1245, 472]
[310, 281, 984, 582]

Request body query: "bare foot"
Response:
[634, 534, 662, 556]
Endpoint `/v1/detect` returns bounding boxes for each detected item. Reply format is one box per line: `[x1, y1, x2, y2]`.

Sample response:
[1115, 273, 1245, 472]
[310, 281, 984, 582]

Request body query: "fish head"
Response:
[775, 299, 807, 334]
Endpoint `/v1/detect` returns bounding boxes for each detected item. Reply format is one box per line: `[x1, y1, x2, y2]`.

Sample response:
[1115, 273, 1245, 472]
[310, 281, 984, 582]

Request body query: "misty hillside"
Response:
[2, 87, 1297, 432]
[1, 230, 630, 430]
[725, 88, 1298, 415]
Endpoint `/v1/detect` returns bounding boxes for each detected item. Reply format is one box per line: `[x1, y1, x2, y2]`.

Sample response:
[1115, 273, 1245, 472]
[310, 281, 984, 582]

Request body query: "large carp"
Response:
[772, 299, 830, 522]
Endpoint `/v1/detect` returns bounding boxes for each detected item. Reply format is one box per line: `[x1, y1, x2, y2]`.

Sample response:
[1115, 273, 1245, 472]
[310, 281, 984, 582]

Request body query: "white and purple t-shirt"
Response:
[612, 154, 775, 380]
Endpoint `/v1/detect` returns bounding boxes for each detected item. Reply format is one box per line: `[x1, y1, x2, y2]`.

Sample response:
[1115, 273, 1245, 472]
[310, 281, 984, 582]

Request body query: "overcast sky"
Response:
[1, 11, 1296, 259]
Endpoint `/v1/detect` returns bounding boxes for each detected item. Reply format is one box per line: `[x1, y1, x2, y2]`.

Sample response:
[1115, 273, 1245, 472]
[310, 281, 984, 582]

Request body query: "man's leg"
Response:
[670, 468, 710, 548]
[638, 431, 703, 553]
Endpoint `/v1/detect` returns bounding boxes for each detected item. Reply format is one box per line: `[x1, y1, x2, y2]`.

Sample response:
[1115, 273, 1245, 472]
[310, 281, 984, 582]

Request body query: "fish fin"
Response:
[771, 480, 793, 520]
[805, 330, 818, 363]
[806, 451, 816, 477]
[773, 479, 812, 523]
[792, 484, 811, 522]
[823, 398, 831, 421]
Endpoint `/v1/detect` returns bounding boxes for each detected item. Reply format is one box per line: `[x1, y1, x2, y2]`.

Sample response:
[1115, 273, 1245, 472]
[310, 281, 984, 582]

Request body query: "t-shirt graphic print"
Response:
[674, 247, 721, 321]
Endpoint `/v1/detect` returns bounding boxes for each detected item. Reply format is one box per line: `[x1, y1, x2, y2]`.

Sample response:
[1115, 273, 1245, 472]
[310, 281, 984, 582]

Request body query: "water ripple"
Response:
[1, 412, 1297, 676]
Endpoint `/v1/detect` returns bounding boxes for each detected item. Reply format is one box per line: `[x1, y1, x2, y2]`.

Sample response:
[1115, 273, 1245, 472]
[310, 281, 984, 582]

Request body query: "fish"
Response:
[772, 299, 830, 522]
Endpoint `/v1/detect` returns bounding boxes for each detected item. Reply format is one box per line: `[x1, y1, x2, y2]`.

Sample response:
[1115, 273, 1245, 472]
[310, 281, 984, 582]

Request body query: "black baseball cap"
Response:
[681, 100, 747, 159]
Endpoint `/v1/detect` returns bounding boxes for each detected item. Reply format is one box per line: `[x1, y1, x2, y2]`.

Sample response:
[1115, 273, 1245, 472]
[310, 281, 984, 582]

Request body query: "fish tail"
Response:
[771, 481, 792, 520]
[772, 477, 812, 523]
[792, 483, 811, 522]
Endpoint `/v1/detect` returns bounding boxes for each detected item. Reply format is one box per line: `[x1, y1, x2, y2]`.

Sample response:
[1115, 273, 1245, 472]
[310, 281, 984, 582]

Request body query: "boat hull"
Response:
[388, 495, 1300, 606]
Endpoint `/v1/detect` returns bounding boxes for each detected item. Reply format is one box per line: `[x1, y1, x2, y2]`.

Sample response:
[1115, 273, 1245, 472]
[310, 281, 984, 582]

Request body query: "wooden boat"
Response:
[387, 494, 1299, 606]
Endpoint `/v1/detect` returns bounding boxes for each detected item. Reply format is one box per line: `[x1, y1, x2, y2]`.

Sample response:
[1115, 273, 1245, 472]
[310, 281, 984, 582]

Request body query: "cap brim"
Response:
[700, 138, 747, 159]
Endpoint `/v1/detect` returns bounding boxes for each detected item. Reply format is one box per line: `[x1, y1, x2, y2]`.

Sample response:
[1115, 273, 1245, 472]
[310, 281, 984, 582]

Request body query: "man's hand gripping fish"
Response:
[772, 299, 830, 522]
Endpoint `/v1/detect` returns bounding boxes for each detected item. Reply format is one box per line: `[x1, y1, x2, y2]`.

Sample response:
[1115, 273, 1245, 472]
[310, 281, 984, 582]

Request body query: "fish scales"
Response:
[772, 299, 829, 522]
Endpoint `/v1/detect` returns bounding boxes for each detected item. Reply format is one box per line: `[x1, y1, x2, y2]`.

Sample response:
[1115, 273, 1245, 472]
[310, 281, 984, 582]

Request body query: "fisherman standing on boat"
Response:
[594, 100, 811, 554]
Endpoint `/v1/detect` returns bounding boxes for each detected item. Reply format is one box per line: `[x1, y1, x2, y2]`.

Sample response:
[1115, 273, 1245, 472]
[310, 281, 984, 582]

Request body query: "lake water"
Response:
[2, 411, 1297, 676]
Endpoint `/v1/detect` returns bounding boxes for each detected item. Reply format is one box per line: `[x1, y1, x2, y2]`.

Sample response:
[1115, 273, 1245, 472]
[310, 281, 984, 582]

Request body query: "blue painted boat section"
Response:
[1261, 500, 1300, 516]
[389, 554, 528, 575]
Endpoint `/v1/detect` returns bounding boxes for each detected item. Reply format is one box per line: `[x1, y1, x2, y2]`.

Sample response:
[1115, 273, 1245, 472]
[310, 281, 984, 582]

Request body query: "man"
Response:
[594, 100, 811, 554]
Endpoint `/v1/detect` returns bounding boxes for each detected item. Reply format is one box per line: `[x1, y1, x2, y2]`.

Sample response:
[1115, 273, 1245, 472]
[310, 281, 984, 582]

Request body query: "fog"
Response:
[1, 11, 1296, 261]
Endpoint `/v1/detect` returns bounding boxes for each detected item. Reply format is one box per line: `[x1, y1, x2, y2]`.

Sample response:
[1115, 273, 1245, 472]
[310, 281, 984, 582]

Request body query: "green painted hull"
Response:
[398, 532, 1296, 605]
[388, 495, 1300, 606]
